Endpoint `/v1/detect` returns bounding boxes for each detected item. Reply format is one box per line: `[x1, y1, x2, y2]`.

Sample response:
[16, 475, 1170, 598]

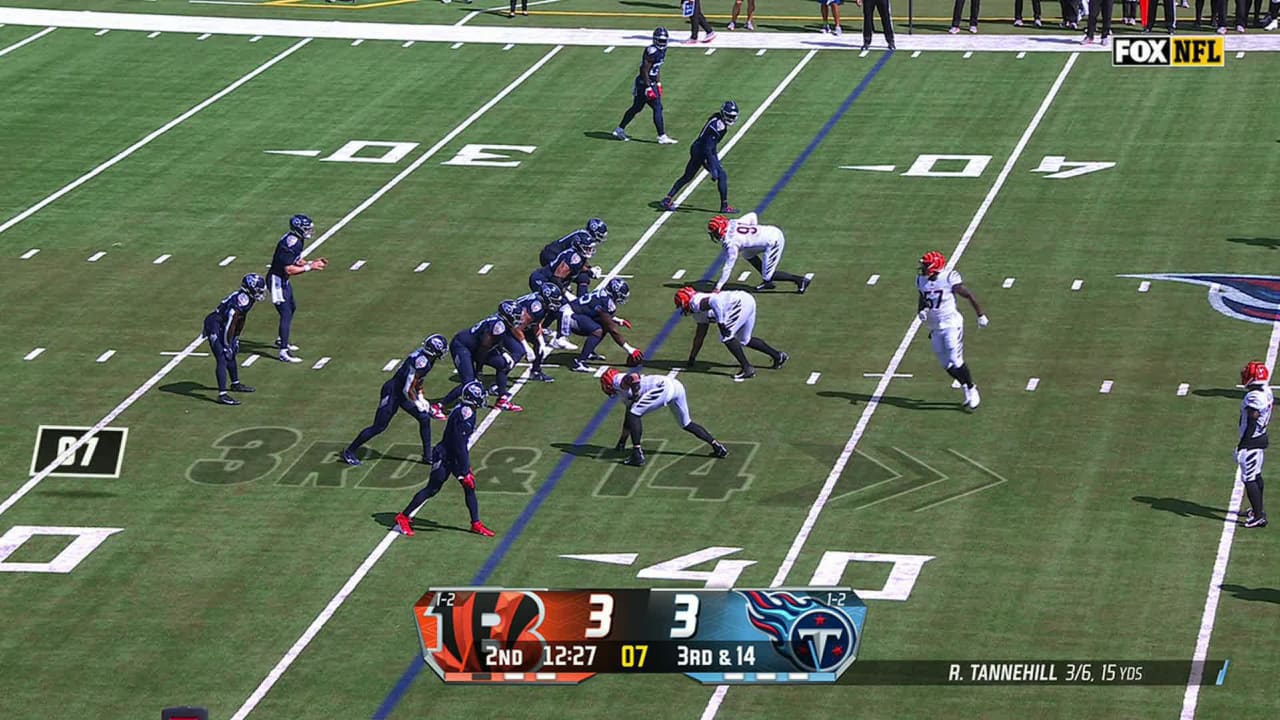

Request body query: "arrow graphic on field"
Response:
[1031, 155, 1116, 179]
[827, 447, 1009, 512]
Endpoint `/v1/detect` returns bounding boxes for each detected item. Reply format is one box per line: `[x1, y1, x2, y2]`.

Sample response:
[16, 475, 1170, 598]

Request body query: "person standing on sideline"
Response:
[819, 0, 844, 35]
[1121, 0, 1138, 24]
[950, 0, 980, 32]
[506, 0, 527, 16]
[1013, 0, 1042, 26]
[728, 0, 756, 28]
[1142, 0, 1176, 32]
[683, 0, 717, 43]
[1084, 0, 1113, 42]
[860, 0, 896, 48]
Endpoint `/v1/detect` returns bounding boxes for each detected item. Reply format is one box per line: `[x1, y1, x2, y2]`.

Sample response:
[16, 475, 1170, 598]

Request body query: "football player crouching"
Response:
[601, 367, 727, 467]
[560, 278, 645, 372]
[674, 286, 787, 380]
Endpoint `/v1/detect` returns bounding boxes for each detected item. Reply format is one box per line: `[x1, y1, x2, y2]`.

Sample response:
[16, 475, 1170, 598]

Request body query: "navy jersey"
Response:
[549, 246, 589, 277]
[438, 403, 478, 475]
[457, 315, 508, 351]
[268, 230, 305, 279]
[635, 44, 666, 89]
[694, 114, 730, 156]
[209, 290, 255, 344]
[515, 292, 549, 327]
[389, 349, 437, 401]
[571, 289, 617, 319]
[540, 229, 591, 266]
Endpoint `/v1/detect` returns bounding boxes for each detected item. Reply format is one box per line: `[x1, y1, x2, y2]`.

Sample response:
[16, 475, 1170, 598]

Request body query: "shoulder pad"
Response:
[284, 235, 298, 247]
[414, 355, 428, 369]
[493, 320, 506, 334]
[236, 293, 250, 307]
[461, 406, 474, 420]
[531, 300, 543, 314]
[570, 253, 582, 265]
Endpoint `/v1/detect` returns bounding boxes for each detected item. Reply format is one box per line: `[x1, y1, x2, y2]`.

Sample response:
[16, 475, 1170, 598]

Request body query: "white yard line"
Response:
[601, 49, 818, 284]
[0, 25, 54, 57]
[1180, 319, 1280, 718]
[0, 38, 312, 239]
[230, 50, 819, 720]
[700, 51, 1080, 720]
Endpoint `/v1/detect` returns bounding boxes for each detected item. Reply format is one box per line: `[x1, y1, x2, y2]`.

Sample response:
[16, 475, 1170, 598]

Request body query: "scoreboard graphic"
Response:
[412, 587, 867, 685]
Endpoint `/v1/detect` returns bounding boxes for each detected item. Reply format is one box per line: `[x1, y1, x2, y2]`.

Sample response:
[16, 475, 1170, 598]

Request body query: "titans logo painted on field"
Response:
[741, 590, 858, 673]
[1121, 273, 1280, 325]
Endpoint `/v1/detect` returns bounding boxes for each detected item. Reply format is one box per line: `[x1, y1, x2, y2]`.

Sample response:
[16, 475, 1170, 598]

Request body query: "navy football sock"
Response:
[215, 357, 229, 393]
[579, 333, 604, 361]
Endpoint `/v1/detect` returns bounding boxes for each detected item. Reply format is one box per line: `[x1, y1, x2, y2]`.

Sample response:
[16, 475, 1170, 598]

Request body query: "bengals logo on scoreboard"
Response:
[420, 590, 547, 673]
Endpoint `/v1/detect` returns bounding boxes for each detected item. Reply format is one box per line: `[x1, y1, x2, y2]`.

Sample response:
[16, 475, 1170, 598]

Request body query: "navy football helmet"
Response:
[539, 283, 565, 311]
[241, 273, 267, 301]
[586, 218, 608, 244]
[720, 101, 740, 126]
[653, 27, 669, 48]
[571, 232, 597, 258]
[606, 278, 631, 304]
[498, 300, 520, 325]
[422, 333, 448, 359]
[460, 380, 487, 407]
[289, 214, 314, 240]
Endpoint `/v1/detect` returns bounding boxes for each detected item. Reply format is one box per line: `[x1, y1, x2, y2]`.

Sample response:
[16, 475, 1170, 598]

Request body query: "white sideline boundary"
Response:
[228, 48, 818, 719]
[1178, 319, 1280, 719]
[6, 7, 1280, 52]
[699, 52, 1081, 720]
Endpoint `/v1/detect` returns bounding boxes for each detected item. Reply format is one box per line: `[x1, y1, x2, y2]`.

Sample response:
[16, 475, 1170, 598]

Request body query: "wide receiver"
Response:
[1237, 361, 1271, 529]
[708, 213, 810, 293]
[675, 286, 787, 380]
[601, 367, 727, 466]
[916, 251, 988, 409]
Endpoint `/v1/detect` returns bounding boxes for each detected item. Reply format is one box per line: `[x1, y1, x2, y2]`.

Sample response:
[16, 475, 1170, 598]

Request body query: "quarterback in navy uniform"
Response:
[392, 380, 495, 538]
[340, 334, 449, 467]
[267, 214, 327, 363]
[539, 218, 608, 267]
[558, 278, 644, 372]
[613, 28, 677, 145]
[660, 101, 739, 213]
[202, 274, 266, 406]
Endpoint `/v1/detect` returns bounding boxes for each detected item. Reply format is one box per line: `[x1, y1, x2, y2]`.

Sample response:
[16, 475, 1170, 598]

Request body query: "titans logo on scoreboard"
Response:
[742, 591, 859, 674]
[1121, 273, 1280, 325]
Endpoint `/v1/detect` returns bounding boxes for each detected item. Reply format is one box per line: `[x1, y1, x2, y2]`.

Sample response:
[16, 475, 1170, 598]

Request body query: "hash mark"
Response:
[478, 263, 493, 275]
[859, 50, 869, 58]
[88, 251, 106, 262]
[604, 46, 615, 53]
[198, 33, 211, 41]
[147, 31, 160, 38]
[1071, 279, 1083, 291]
[24, 348, 45, 361]
[705, 48, 716, 55]
[220, 255, 236, 266]
[911, 50, 922, 58]
[1236, 51, 1245, 58]
[1026, 377, 1039, 391]
[503, 43, 515, 50]
[806, 372, 820, 385]
[1177, 383, 1189, 396]
[153, 254, 171, 264]
[414, 262, 430, 272]
[251, 35, 262, 42]
[1002, 277, 1015, 288]
[95, 29, 109, 36]
[1100, 380, 1113, 394]
[756, 49, 766, 56]
[672, 269, 686, 280]
[350, 259, 366, 271]
[20, 248, 39, 259]
[593, 365, 608, 378]
[402, 41, 414, 48]
[351, 39, 364, 46]
[737, 271, 750, 282]
[383, 359, 399, 372]
[451, 42, 463, 49]
[313, 357, 331, 370]
[96, 350, 115, 363]
[1016, 51, 1026, 59]
[963, 51, 973, 59]
[242, 355, 258, 367]
[867, 274, 879, 285]
[1138, 281, 1150, 293]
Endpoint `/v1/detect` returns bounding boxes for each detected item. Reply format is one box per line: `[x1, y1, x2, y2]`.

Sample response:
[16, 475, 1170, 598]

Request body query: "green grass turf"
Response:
[2, 0, 1193, 34]
[0, 22, 1277, 720]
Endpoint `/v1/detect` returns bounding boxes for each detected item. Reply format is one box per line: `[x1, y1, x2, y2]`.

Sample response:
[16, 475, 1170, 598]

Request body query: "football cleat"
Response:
[429, 403, 447, 421]
[755, 280, 777, 291]
[711, 441, 729, 458]
[798, 276, 812, 294]
[471, 520, 496, 537]
[1243, 513, 1268, 528]
[772, 352, 789, 370]
[612, 127, 630, 141]
[734, 367, 756, 381]
[340, 449, 361, 466]
[727, 20, 736, 29]
[216, 393, 241, 406]
[720, 204, 738, 213]
[588, 352, 607, 361]
[495, 396, 523, 412]
[661, 196, 676, 211]
[1244, 507, 1256, 522]
[571, 359, 592, 373]
[624, 447, 647, 466]
[274, 337, 299, 351]
[229, 382, 255, 393]
[657, 134, 679, 145]
[615, 438, 628, 451]
[551, 336, 579, 350]
[394, 513, 414, 536]
[967, 386, 982, 409]
[530, 371, 555, 383]
[703, 31, 717, 42]
[279, 350, 303, 364]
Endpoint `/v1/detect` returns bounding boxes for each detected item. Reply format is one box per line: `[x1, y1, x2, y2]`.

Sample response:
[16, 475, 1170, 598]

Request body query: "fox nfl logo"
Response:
[1112, 37, 1225, 67]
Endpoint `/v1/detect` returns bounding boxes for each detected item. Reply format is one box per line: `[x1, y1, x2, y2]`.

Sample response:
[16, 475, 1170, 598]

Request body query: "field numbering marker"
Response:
[20, 248, 39, 259]
[220, 255, 236, 266]
[1099, 380, 1113, 393]
[478, 263, 493, 275]
[1177, 383, 1189, 396]
[866, 274, 879, 286]
[414, 262, 430, 272]
[0, 38, 313, 239]
[1138, 281, 1150, 293]
[312, 357, 330, 370]
[383, 359, 399, 372]
[1002, 277, 1015, 288]
[96, 350, 115, 363]
[1071, 279, 1083, 291]
[242, 355, 258, 367]
[24, 348, 45, 361]
[700, 50, 1082, 720]
[1026, 377, 1039, 391]
[153, 254, 171, 264]
[88, 251, 106, 262]
[806, 372, 821, 385]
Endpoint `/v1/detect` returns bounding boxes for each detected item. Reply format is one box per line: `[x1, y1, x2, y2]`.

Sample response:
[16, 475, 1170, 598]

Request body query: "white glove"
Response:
[522, 340, 537, 362]
[590, 265, 603, 279]
[413, 396, 430, 413]
[917, 310, 928, 322]
[978, 315, 990, 328]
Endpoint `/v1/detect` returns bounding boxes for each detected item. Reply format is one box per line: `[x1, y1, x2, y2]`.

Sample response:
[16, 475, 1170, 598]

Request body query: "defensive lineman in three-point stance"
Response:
[601, 368, 727, 467]
[674, 286, 787, 380]
[203, 273, 266, 406]
[708, 213, 811, 293]
[1237, 361, 1271, 529]
[917, 251, 988, 409]
[393, 380, 495, 538]
[267, 214, 327, 364]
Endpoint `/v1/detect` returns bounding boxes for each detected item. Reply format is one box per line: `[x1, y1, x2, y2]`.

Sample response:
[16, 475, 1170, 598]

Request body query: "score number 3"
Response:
[586, 593, 614, 638]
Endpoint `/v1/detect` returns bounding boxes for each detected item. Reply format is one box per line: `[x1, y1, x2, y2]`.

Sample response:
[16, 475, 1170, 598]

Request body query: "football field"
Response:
[1, 6, 1278, 720]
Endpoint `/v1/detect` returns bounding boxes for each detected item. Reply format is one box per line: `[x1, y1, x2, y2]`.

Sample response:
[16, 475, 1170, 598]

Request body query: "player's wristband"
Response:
[623, 343, 637, 354]
[303, 262, 312, 272]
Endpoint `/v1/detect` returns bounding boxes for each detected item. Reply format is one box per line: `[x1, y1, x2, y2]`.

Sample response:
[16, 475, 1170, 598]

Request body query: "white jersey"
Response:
[627, 374, 692, 426]
[917, 270, 965, 329]
[1239, 385, 1274, 449]
[692, 290, 756, 343]
[717, 212, 785, 290]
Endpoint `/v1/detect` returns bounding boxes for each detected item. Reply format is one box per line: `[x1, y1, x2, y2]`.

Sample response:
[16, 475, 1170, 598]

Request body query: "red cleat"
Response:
[495, 396, 523, 412]
[429, 403, 447, 420]
[394, 513, 414, 536]
[471, 520, 496, 537]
